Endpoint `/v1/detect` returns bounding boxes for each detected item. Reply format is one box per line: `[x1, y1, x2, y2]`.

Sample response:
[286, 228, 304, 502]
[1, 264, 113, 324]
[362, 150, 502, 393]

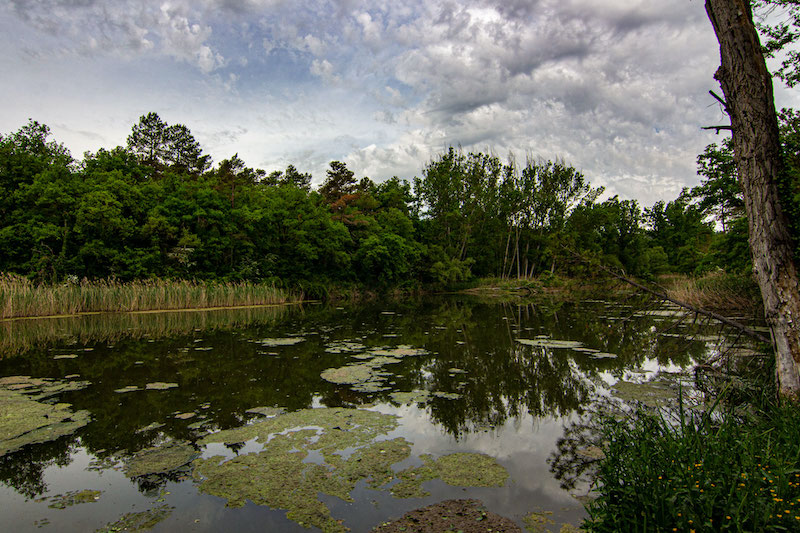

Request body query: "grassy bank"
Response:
[585, 397, 800, 532]
[0, 274, 299, 319]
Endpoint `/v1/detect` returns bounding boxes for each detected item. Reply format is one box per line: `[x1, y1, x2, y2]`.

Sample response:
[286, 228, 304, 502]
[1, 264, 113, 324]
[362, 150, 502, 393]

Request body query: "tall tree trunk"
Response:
[707, 0, 800, 399]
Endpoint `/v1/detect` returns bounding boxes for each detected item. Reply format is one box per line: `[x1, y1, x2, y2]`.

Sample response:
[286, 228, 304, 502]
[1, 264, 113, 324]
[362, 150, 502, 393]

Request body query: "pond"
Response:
[0, 295, 753, 532]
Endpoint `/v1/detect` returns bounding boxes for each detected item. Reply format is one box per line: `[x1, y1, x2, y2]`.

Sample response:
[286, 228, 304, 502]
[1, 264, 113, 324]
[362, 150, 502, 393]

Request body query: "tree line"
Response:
[0, 111, 797, 289]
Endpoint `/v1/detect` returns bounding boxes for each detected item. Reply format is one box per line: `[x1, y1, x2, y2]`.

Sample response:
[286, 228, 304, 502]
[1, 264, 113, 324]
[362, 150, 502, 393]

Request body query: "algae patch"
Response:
[45, 489, 102, 509]
[194, 408, 508, 532]
[257, 337, 306, 347]
[391, 453, 509, 498]
[145, 382, 178, 390]
[195, 408, 406, 532]
[95, 504, 173, 532]
[124, 441, 199, 478]
[320, 344, 427, 394]
[0, 384, 91, 457]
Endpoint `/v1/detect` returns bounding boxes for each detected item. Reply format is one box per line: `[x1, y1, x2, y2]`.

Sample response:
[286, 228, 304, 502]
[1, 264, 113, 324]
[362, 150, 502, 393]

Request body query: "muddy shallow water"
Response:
[0, 295, 743, 532]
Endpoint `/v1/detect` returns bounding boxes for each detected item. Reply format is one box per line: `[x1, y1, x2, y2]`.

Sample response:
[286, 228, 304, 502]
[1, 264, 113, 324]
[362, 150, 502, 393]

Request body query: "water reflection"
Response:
[0, 295, 734, 531]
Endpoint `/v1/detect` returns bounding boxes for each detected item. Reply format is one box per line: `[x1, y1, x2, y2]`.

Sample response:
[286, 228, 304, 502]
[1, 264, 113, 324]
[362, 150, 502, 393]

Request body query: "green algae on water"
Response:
[0, 388, 91, 457]
[257, 337, 306, 347]
[123, 441, 198, 478]
[391, 453, 509, 498]
[320, 365, 375, 385]
[45, 489, 102, 509]
[389, 390, 430, 405]
[516, 338, 584, 349]
[198, 407, 398, 450]
[245, 406, 285, 417]
[95, 504, 173, 532]
[194, 408, 412, 532]
[144, 382, 178, 390]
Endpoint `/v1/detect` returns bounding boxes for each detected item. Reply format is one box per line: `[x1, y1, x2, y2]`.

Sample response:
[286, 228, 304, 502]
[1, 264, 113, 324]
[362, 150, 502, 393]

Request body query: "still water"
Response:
[0, 295, 735, 532]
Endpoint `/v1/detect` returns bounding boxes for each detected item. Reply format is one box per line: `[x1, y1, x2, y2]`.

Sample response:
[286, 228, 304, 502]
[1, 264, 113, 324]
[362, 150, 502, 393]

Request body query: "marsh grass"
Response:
[0, 274, 298, 319]
[587, 398, 800, 532]
[663, 272, 761, 313]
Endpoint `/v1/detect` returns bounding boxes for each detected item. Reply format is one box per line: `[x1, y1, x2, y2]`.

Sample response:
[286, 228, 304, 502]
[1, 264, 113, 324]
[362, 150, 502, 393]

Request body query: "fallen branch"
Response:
[563, 247, 771, 344]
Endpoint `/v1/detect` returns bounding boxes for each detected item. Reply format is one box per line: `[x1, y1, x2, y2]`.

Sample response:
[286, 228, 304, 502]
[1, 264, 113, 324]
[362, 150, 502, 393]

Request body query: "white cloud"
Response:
[4, 0, 791, 208]
[309, 58, 339, 84]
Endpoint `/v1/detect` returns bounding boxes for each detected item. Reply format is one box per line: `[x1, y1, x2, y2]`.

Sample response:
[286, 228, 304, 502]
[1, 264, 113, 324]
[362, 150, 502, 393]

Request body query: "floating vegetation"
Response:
[612, 375, 684, 407]
[199, 408, 397, 450]
[123, 441, 198, 479]
[53, 354, 78, 360]
[174, 412, 196, 420]
[372, 499, 521, 533]
[195, 408, 407, 532]
[0, 375, 90, 400]
[320, 345, 426, 394]
[389, 390, 430, 405]
[194, 408, 508, 532]
[324, 341, 367, 354]
[0, 384, 91, 457]
[144, 382, 178, 390]
[95, 504, 173, 532]
[590, 353, 618, 360]
[114, 386, 140, 394]
[320, 365, 375, 386]
[135, 422, 165, 434]
[45, 489, 102, 509]
[516, 338, 584, 349]
[431, 391, 462, 400]
[523, 510, 555, 532]
[256, 337, 305, 347]
[391, 453, 509, 498]
[370, 346, 428, 358]
[245, 406, 285, 417]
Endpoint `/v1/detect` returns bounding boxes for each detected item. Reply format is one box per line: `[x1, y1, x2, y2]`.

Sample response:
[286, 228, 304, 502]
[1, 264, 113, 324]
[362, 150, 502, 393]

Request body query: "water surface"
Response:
[0, 295, 739, 532]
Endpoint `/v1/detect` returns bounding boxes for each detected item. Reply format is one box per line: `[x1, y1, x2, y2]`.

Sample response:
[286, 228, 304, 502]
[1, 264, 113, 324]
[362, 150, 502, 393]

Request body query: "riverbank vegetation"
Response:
[2, 110, 797, 311]
[0, 274, 295, 319]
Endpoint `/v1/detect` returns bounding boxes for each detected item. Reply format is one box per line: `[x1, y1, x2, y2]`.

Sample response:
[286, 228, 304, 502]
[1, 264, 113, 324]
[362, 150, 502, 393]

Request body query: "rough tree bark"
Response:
[706, 0, 800, 399]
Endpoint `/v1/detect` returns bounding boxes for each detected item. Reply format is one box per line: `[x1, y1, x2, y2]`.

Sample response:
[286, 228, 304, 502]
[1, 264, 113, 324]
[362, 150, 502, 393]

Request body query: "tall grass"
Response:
[0, 274, 300, 319]
[663, 272, 762, 313]
[586, 399, 800, 532]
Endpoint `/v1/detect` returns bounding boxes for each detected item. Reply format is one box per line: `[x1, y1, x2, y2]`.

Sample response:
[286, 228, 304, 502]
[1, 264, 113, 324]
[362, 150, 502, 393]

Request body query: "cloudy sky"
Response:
[1, 0, 798, 205]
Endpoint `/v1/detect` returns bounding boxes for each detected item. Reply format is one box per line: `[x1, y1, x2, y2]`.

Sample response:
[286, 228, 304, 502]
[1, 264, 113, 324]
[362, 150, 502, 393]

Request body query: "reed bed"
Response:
[0, 303, 291, 357]
[0, 274, 300, 319]
[663, 272, 761, 313]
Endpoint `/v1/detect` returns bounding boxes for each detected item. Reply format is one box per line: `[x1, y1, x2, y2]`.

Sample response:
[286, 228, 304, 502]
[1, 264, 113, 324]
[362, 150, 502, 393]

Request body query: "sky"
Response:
[1, 0, 798, 206]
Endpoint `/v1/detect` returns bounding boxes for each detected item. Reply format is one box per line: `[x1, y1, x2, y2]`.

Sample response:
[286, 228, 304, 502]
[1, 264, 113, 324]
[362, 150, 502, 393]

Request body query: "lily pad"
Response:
[114, 386, 140, 394]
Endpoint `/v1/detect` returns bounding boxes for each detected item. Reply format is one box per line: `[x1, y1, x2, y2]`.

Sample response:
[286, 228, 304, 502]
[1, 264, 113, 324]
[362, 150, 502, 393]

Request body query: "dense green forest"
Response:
[1, 111, 798, 290]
